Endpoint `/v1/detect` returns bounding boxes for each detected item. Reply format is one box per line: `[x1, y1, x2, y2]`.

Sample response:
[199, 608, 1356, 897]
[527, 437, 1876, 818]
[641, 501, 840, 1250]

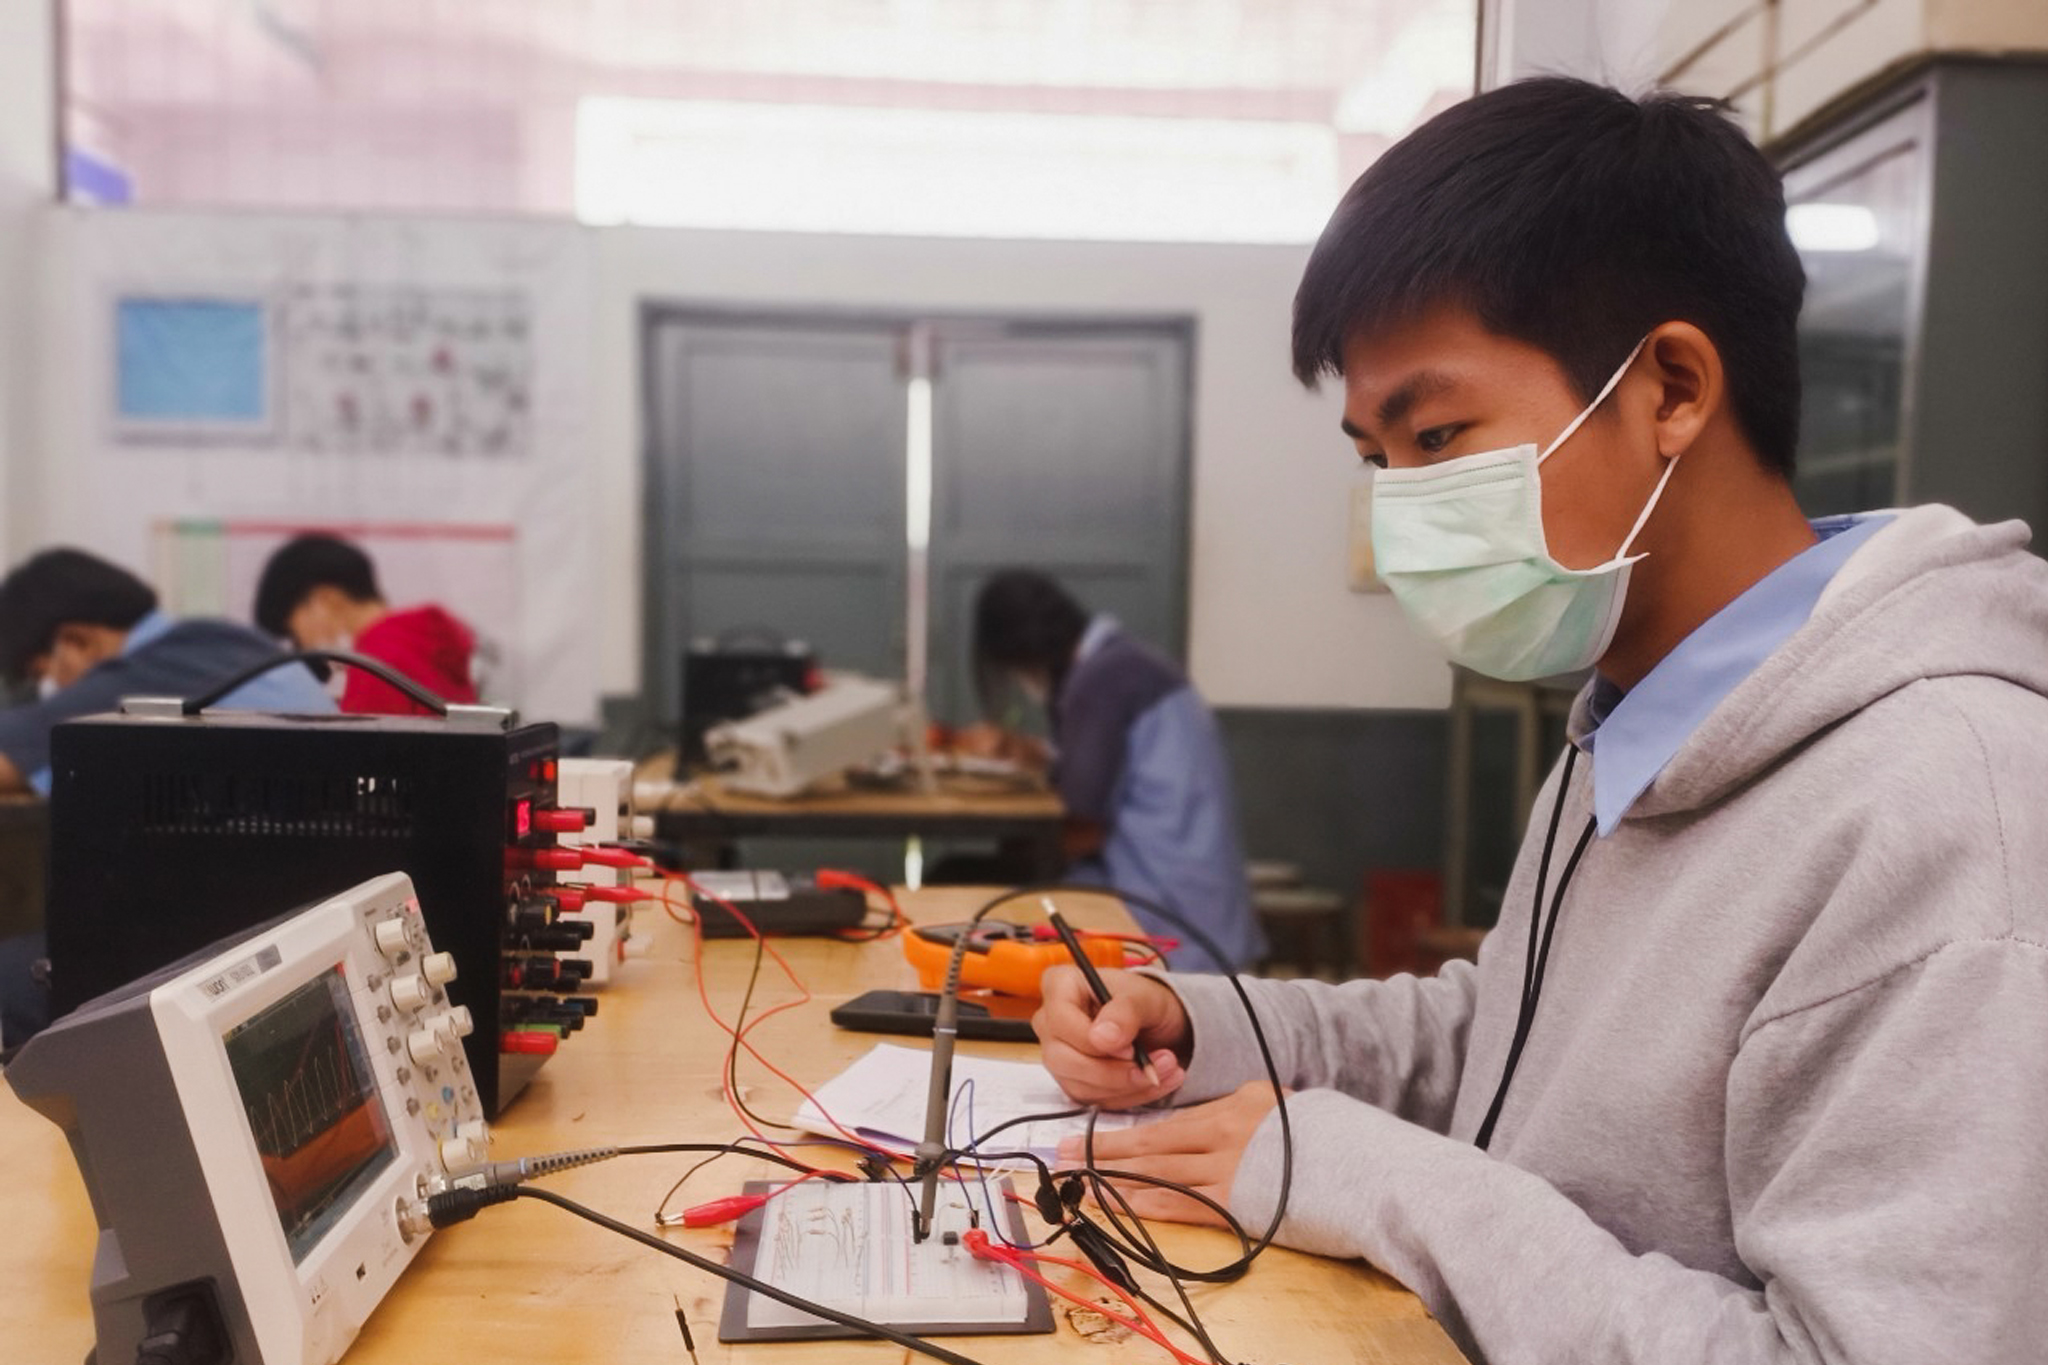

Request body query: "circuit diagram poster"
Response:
[282, 286, 532, 457]
[62, 214, 600, 723]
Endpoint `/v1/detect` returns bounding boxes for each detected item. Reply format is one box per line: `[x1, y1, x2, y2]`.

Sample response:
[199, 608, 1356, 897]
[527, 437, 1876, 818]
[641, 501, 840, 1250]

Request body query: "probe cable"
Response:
[425, 1181, 995, 1365]
[434, 1141, 1205, 1365]
[913, 883, 1290, 1365]
[941, 1111, 1235, 1365]
[918, 1131, 1221, 1365]
[659, 868, 882, 1160]
[964, 884, 1295, 1283]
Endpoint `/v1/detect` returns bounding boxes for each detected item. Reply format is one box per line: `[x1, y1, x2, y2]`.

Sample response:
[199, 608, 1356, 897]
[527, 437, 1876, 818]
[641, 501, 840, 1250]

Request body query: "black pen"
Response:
[1043, 897, 1161, 1087]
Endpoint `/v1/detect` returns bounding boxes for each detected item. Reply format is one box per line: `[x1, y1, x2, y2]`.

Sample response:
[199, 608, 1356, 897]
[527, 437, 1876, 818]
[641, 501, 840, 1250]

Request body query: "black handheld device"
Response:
[829, 989, 1037, 1042]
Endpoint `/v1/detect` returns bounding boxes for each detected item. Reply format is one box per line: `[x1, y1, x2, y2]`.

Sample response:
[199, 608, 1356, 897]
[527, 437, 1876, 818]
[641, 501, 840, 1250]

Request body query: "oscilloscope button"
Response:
[421, 951, 458, 986]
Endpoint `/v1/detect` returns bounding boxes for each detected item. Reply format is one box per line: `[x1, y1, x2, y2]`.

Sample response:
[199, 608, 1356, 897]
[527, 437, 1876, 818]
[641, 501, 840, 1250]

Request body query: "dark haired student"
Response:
[964, 570, 1265, 973]
[0, 547, 333, 795]
[0, 547, 334, 1048]
[253, 533, 480, 716]
[1033, 79, 2048, 1363]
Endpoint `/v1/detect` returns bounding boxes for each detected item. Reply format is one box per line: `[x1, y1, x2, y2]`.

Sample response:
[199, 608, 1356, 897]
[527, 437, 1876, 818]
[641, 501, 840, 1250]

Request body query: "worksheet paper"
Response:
[791, 1042, 1162, 1164]
[743, 1180, 1029, 1330]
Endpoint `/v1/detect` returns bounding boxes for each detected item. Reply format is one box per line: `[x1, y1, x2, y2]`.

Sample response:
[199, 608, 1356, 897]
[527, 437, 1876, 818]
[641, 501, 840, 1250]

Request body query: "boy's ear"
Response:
[1641, 322, 1723, 460]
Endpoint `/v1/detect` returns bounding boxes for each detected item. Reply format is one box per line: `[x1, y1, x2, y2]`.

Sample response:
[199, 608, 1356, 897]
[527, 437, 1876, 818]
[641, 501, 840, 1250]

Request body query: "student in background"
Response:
[0, 547, 334, 795]
[0, 547, 335, 1047]
[963, 569, 1264, 974]
[254, 533, 480, 716]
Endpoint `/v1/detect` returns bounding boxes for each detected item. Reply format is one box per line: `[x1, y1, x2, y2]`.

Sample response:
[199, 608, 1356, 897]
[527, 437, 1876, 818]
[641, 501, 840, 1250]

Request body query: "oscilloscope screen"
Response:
[223, 966, 398, 1264]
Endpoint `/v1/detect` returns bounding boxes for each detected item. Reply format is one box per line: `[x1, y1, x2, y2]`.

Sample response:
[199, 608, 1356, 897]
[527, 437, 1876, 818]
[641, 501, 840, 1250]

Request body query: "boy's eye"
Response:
[1417, 424, 1464, 455]
[1358, 451, 1387, 470]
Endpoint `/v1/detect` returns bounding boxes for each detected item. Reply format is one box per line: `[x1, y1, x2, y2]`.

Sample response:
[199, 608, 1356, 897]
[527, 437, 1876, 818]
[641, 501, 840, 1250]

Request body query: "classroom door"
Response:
[642, 309, 1192, 732]
[642, 313, 909, 726]
[924, 322, 1193, 726]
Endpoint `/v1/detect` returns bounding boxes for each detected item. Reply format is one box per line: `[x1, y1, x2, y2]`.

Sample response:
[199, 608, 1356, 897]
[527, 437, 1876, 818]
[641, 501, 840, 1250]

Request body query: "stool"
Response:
[1247, 860, 1302, 891]
[1255, 885, 1348, 979]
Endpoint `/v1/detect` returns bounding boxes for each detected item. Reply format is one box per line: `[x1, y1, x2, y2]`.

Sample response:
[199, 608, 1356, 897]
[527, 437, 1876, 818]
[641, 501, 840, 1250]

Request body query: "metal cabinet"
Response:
[1776, 58, 2048, 528]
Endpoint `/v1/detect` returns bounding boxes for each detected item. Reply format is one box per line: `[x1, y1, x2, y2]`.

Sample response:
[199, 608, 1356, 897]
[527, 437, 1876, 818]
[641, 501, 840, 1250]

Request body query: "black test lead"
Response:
[672, 1293, 700, 1365]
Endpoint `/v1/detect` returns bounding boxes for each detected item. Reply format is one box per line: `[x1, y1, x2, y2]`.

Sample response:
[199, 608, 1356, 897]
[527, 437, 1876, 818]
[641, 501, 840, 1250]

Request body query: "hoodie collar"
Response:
[1575, 514, 1891, 834]
[1577, 504, 2048, 827]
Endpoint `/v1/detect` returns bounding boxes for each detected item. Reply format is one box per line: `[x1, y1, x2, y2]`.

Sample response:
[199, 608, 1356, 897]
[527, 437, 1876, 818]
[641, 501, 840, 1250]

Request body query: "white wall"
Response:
[1483, 0, 1674, 91]
[591, 227, 1450, 711]
[0, 0, 55, 567]
[30, 209, 603, 723]
[20, 214, 1449, 715]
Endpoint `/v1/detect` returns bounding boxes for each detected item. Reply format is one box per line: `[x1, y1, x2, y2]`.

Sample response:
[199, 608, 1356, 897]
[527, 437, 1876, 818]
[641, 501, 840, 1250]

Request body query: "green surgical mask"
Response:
[1369, 337, 1674, 681]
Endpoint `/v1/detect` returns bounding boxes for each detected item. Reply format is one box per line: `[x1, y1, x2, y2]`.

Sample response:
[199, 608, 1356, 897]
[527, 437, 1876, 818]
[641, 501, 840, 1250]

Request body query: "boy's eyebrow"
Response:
[1376, 369, 1458, 430]
[1339, 368, 1459, 444]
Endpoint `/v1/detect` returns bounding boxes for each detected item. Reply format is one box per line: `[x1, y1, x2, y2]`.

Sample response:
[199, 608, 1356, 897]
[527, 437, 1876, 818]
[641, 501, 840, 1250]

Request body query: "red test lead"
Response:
[579, 845, 653, 869]
[506, 846, 650, 874]
[531, 807, 594, 834]
[676, 1194, 768, 1228]
[507, 847, 585, 872]
[551, 885, 650, 912]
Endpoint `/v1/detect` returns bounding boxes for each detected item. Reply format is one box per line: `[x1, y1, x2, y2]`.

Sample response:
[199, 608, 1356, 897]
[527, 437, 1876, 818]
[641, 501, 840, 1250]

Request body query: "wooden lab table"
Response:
[638, 751, 1069, 880]
[2, 887, 1469, 1365]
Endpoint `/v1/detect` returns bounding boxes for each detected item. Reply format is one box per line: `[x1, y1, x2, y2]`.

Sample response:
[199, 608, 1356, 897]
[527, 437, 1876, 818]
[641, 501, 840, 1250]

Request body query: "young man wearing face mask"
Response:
[1032, 79, 2048, 1362]
[962, 569, 1265, 974]
[253, 533, 480, 716]
[0, 547, 335, 796]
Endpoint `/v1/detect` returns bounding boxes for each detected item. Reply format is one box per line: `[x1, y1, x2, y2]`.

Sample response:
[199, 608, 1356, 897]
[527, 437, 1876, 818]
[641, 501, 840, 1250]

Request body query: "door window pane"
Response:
[1788, 143, 1920, 515]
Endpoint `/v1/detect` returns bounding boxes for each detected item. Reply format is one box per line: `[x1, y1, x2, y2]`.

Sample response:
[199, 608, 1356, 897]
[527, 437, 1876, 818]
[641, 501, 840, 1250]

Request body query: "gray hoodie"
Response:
[1164, 505, 2048, 1364]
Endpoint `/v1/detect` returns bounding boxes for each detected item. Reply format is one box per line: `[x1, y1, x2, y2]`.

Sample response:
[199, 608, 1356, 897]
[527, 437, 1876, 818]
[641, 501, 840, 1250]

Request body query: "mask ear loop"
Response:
[1533, 333, 1674, 564]
[1535, 334, 1651, 467]
[1613, 446, 1682, 560]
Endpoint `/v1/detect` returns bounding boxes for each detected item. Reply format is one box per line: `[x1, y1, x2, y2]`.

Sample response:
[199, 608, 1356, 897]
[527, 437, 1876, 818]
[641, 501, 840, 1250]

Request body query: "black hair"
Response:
[1292, 77, 1805, 474]
[0, 548, 158, 681]
[971, 570, 1089, 716]
[253, 534, 384, 639]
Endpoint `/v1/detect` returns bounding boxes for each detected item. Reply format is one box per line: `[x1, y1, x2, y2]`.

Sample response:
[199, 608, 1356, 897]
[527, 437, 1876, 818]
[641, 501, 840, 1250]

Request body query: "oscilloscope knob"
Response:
[438, 1132, 488, 1172]
[443, 1005, 476, 1038]
[427, 1013, 467, 1053]
[420, 951, 458, 987]
[389, 974, 433, 1013]
[405, 1026, 447, 1066]
[373, 917, 413, 959]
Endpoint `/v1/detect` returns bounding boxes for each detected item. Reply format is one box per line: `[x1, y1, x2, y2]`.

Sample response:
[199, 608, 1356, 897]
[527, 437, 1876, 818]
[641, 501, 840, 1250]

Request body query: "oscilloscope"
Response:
[7, 872, 491, 1365]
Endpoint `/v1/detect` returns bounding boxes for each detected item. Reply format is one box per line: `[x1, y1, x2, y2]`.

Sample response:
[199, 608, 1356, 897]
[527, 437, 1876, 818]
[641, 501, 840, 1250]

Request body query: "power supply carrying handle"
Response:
[139, 650, 516, 728]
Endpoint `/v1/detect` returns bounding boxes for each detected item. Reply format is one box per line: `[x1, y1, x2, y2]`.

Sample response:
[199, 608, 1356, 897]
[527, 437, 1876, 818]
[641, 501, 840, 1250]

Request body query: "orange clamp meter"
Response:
[903, 921, 1127, 998]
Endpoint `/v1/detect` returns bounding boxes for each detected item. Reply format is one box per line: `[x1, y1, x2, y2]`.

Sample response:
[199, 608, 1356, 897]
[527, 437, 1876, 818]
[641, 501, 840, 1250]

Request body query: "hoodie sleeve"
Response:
[1155, 962, 1478, 1133]
[1222, 936, 2048, 1364]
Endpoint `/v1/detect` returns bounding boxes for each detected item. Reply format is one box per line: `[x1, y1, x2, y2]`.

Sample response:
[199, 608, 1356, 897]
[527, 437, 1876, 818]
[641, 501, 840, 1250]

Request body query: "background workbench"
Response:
[2, 884, 1468, 1365]
[638, 752, 1069, 882]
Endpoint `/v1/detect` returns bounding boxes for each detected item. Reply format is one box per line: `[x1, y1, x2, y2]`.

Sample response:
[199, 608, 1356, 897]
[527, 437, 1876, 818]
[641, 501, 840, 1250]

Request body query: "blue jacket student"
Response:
[967, 570, 1264, 974]
[0, 548, 335, 795]
[0, 548, 333, 1051]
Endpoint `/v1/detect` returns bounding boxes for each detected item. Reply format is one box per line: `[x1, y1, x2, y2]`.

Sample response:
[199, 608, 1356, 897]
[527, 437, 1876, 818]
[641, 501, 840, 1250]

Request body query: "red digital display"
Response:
[513, 798, 532, 839]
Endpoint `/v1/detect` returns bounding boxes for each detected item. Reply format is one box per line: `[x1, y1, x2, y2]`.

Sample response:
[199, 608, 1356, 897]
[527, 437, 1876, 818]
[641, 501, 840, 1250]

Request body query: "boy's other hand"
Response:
[1052, 1082, 1282, 1226]
[1033, 965, 1189, 1108]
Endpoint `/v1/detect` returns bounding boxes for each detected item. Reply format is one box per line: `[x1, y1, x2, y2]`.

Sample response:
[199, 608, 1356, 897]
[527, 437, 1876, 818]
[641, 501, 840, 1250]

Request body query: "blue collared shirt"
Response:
[1579, 514, 1892, 834]
[1054, 615, 1265, 973]
[0, 610, 335, 793]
